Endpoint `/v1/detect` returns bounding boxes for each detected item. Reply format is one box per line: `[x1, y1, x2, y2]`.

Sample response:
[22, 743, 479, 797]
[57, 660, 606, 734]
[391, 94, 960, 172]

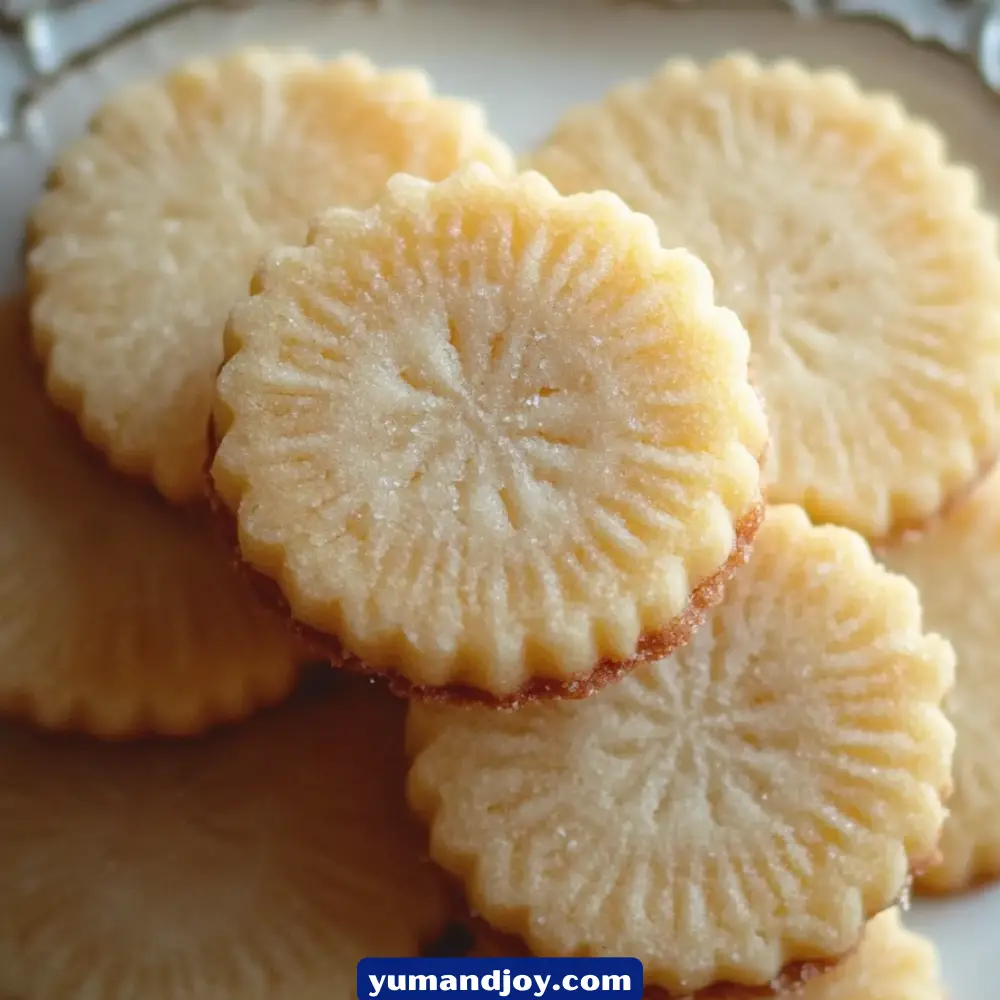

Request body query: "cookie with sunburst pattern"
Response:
[528, 54, 1000, 540]
[210, 164, 768, 703]
[28, 49, 513, 503]
[0, 294, 301, 737]
[0, 682, 456, 1000]
[882, 467, 1000, 894]
[406, 505, 954, 994]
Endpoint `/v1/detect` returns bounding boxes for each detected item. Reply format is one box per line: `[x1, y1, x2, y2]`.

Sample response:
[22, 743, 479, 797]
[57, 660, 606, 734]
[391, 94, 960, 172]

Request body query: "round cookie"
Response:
[29, 48, 514, 503]
[0, 294, 302, 737]
[527, 54, 1000, 540]
[406, 505, 954, 995]
[0, 681, 456, 1000]
[882, 467, 1000, 893]
[210, 165, 768, 703]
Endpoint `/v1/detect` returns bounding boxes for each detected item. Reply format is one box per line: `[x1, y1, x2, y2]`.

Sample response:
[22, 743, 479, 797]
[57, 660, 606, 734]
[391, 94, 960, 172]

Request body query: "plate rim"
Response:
[0, 0, 995, 145]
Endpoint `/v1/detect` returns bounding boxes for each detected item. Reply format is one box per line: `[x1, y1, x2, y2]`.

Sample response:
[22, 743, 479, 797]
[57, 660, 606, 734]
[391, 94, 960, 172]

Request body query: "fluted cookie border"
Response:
[205, 460, 765, 708]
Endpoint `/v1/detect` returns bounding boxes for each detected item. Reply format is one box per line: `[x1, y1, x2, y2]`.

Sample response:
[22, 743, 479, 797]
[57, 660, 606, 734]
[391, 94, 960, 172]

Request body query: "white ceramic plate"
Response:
[2, 1, 998, 996]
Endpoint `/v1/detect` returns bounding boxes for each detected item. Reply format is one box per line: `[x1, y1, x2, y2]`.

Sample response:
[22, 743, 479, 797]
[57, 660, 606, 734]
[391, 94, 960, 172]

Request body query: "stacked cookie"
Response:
[2, 45, 997, 1000]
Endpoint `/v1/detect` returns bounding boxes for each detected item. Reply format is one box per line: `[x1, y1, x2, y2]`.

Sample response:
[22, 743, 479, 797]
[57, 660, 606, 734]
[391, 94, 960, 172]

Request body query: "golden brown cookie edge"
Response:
[206, 464, 764, 707]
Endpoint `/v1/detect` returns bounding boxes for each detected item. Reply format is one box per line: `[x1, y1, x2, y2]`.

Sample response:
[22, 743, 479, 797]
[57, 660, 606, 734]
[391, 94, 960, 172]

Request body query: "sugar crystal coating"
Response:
[211, 165, 767, 696]
[528, 54, 1000, 538]
[407, 505, 954, 993]
[29, 49, 514, 502]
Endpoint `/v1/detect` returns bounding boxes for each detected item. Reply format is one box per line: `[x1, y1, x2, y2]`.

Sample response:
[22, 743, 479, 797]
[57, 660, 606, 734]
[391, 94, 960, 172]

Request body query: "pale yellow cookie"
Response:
[0, 294, 301, 737]
[528, 54, 1000, 539]
[406, 505, 954, 994]
[0, 682, 455, 1000]
[210, 164, 768, 702]
[29, 48, 514, 503]
[882, 467, 1000, 893]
